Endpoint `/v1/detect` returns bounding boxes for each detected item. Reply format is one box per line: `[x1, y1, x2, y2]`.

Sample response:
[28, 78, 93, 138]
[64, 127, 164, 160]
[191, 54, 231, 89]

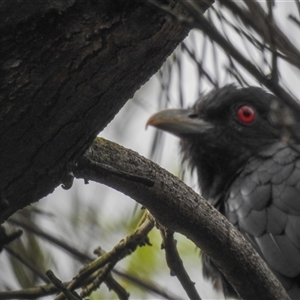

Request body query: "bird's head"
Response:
[147, 85, 296, 200]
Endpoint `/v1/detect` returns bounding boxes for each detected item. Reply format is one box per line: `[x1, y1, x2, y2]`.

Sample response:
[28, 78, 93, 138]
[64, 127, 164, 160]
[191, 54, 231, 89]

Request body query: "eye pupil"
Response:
[243, 110, 251, 117]
[237, 106, 255, 124]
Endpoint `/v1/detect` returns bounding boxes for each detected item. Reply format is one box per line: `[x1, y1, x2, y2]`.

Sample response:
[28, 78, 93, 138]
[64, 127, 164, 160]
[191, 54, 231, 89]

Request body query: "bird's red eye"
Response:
[237, 105, 255, 124]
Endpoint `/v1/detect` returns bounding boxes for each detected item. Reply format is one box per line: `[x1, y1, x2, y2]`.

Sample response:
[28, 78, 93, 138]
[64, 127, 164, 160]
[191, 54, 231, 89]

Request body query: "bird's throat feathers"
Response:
[180, 137, 252, 202]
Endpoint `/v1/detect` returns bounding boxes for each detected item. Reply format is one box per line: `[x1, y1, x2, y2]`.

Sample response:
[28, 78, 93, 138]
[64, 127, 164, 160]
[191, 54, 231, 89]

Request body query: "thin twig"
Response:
[6, 217, 180, 300]
[54, 215, 155, 300]
[151, 0, 300, 113]
[160, 228, 202, 300]
[46, 270, 81, 300]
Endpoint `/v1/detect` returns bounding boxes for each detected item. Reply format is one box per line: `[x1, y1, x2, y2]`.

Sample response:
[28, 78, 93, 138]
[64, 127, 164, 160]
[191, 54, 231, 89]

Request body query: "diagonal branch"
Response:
[73, 137, 290, 300]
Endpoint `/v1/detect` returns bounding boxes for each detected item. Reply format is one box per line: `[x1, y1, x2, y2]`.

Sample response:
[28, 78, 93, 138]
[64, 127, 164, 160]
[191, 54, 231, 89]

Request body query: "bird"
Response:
[147, 85, 300, 299]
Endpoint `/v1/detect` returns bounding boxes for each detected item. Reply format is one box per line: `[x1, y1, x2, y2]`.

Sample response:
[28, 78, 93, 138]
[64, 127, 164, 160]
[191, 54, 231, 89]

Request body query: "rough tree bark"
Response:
[0, 0, 212, 222]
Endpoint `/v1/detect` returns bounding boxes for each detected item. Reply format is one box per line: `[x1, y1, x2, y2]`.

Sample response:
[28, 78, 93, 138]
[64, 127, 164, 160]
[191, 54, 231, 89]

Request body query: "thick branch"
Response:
[73, 138, 289, 300]
[0, 0, 215, 222]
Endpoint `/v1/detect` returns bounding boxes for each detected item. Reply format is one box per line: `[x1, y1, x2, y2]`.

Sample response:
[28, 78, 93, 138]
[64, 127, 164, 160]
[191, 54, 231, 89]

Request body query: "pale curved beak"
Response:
[146, 109, 213, 137]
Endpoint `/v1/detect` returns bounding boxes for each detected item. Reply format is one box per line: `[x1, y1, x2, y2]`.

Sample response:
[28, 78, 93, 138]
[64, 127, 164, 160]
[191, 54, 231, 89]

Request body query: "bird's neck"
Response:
[193, 149, 247, 206]
[180, 138, 255, 207]
[197, 161, 236, 200]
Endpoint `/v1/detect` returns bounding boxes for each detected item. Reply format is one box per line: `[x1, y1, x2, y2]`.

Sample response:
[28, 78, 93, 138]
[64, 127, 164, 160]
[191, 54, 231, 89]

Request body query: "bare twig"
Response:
[148, 0, 300, 112]
[54, 214, 154, 300]
[160, 228, 201, 300]
[46, 270, 81, 300]
[6, 217, 180, 300]
[0, 226, 22, 249]
[220, 0, 300, 69]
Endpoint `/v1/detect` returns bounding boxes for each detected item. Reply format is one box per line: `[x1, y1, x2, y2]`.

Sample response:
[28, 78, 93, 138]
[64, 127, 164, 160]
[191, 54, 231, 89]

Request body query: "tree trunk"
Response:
[0, 0, 212, 222]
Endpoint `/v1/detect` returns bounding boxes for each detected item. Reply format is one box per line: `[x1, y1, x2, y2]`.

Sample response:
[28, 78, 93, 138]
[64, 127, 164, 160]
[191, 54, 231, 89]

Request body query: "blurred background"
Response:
[1, 1, 300, 299]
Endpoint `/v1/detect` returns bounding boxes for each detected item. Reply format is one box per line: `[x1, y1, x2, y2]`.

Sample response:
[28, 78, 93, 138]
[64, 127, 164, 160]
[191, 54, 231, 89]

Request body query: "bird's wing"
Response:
[226, 142, 300, 295]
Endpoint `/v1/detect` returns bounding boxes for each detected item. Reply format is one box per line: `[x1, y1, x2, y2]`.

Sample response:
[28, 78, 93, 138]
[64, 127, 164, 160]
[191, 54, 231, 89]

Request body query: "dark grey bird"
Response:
[147, 85, 300, 299]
